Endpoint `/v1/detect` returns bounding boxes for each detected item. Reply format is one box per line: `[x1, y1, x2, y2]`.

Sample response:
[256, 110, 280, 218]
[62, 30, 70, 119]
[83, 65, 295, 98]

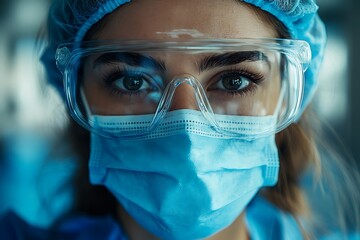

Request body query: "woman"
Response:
[3, 0, 359, 239]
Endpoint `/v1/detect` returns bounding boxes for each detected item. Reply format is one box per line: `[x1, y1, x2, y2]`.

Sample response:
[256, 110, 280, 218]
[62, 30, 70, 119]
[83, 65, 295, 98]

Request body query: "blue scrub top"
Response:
[1, 195, 357, 239]
[0, 211, 127, 240]
[245, 195, 302, 240]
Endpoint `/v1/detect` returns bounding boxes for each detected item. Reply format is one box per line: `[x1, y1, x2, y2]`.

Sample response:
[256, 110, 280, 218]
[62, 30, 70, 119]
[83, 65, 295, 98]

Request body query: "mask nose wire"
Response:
[149, 75, 221, 132]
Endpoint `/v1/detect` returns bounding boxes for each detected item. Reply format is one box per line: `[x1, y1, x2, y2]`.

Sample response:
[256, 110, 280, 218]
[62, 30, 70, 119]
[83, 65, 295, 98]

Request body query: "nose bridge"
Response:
[169, 75, 201, 111]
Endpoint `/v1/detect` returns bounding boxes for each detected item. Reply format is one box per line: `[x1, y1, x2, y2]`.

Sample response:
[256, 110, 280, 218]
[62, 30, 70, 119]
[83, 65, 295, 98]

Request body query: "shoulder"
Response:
[0, 211, 48, 240]
[245, 195, 303, 240]
[0, 211, 128, 240]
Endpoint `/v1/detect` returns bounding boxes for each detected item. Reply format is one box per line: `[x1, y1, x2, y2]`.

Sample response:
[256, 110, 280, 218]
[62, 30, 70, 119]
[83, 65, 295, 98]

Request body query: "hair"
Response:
[42, 0, 360, 238]
[247, 3, 360, 237]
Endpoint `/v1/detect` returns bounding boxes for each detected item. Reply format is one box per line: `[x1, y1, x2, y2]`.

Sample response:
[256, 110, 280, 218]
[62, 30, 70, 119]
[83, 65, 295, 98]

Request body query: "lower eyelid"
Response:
[208, 70, 265, 87]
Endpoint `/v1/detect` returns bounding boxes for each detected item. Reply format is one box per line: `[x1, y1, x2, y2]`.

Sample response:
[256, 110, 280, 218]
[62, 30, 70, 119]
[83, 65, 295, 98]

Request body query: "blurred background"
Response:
[0, 0, 359, 228]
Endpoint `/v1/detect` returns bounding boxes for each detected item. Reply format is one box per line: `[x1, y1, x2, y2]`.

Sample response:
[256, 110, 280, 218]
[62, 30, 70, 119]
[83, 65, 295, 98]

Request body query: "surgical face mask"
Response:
[89, 109, 279, 240]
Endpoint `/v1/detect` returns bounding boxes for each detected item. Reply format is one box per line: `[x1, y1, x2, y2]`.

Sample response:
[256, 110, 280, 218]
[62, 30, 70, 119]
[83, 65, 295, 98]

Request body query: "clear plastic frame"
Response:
[55, 38, 311, 139]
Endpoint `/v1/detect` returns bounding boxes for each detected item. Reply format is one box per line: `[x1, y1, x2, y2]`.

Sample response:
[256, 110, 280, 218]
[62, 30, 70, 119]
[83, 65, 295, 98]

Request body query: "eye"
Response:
[104, 70, 160, 95]
[115, 75, 148, 91]
[215, 72, 250, 92]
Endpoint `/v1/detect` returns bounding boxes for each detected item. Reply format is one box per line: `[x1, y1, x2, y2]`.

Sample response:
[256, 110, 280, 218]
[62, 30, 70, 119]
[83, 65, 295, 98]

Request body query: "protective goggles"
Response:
[55, 38, 311, 139]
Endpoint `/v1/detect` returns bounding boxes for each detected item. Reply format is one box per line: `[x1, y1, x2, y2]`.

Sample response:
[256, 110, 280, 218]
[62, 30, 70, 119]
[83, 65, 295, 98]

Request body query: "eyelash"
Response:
[210, 67, 265, 96]
[100, 67, 155, 96]
[99, 66, 265, 98]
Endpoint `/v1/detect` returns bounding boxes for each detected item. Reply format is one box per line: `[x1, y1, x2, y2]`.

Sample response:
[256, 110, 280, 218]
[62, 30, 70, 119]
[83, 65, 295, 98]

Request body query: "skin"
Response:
[83, 0, 279, 239]
[82, 0, 281, 117]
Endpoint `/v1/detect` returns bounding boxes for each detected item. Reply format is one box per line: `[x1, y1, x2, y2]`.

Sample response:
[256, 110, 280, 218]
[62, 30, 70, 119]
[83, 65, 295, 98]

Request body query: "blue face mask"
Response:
[89, 110, 279, 240]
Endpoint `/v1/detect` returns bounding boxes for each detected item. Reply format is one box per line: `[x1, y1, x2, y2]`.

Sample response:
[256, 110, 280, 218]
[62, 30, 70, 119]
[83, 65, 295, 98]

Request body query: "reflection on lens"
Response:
[59, 39, 307, 137]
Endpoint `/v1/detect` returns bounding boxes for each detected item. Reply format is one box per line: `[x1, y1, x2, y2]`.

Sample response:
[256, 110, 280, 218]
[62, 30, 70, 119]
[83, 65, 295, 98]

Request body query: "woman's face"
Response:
[81, 0, 281, 117]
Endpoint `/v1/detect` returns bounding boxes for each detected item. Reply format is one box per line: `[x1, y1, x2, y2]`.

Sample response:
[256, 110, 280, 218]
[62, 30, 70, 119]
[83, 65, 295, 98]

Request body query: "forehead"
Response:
[90, 0, 277, 40]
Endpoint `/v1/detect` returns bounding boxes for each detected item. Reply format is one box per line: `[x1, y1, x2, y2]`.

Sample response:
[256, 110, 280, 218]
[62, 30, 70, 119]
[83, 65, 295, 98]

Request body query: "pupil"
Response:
[223, 74, 242, 90]
[124, 77, 143, 91]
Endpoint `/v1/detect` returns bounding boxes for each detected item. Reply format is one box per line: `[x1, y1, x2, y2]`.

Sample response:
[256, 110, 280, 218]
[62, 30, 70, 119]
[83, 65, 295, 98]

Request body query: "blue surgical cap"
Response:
[41, 0, 326, 117]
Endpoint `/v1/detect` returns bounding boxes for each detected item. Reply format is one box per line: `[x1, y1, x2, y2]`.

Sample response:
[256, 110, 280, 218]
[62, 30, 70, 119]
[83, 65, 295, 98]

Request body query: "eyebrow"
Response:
[93, 51, 269, 73]
[199, 51, 270, 72]
[93, 52, 166, 72]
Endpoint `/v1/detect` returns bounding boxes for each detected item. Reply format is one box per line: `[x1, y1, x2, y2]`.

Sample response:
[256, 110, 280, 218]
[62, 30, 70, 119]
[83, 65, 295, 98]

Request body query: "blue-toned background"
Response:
[0, 0, 359, 230]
